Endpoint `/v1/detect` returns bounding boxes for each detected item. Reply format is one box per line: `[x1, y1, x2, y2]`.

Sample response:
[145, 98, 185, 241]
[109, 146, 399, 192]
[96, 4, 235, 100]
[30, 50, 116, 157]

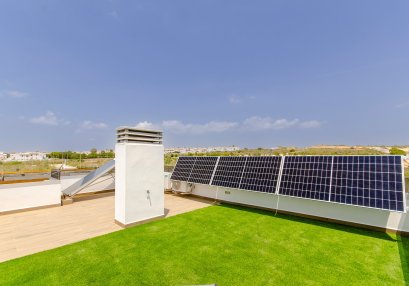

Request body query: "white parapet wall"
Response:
[0, 180, 61, 214]
[175, 181, 409, 234]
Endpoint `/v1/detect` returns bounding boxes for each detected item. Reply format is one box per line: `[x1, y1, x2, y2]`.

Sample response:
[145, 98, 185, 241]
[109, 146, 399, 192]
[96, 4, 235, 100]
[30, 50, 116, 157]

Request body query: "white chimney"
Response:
[115, 127, 164, 227]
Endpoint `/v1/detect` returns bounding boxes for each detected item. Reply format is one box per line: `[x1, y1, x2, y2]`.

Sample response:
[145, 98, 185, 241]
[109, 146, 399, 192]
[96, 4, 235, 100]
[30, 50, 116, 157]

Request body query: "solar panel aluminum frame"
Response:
[237, 156, 248, 188]
[275, 156, 286, 195]
[209, 156, 221, 185]
[402, 156, 408, 212]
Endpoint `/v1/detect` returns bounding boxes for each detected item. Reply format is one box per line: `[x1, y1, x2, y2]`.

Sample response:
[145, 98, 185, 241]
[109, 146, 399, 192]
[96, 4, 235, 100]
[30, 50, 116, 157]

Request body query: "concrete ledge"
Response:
[190, 194, 409, 237]
[73, 190, 115, 202]
[0, 203, 61, 216]
[115, 214, 165, 228]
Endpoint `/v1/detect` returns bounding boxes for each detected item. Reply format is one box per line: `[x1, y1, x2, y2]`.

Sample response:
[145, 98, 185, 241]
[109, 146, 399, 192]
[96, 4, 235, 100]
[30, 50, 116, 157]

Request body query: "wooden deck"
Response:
[0, 193, 213, 263]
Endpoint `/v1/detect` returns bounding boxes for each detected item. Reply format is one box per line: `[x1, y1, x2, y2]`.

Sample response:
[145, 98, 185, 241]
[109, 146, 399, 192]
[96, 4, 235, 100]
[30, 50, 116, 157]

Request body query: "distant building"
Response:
[0, 152, 7, 161]
[165, 146, 240, 154]
[4, 152, 47, 162]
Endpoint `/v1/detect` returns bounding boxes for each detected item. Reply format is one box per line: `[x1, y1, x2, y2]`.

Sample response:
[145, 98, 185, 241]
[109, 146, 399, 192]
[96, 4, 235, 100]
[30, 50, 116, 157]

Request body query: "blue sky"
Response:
[0, 1, 408, 152]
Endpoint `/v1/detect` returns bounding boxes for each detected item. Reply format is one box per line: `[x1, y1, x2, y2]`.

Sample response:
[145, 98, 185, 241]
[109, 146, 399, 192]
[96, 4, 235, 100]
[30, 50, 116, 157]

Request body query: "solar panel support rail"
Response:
[328, 156, 335, 202]
[275, 156, 285, 195]
[237, 156, 249, 189]
[209, 157, 220, 185]
[402, 156, 408, 212]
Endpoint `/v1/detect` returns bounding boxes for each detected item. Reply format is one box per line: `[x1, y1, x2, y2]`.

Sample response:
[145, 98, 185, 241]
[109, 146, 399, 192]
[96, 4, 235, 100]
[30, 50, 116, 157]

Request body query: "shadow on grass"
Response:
[219, 203, 397, 242]
[398, 236, 409, 285]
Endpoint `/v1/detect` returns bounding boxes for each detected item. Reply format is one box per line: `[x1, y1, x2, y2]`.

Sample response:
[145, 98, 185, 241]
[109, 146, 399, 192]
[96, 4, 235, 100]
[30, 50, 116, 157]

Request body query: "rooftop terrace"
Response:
[0, 193, 212, 262]
[0, 203, 407, 285]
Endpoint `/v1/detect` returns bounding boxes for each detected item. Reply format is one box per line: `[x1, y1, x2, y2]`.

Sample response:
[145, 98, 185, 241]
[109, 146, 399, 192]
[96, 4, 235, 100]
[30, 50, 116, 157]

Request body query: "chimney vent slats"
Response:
[116, 126, 163, 144]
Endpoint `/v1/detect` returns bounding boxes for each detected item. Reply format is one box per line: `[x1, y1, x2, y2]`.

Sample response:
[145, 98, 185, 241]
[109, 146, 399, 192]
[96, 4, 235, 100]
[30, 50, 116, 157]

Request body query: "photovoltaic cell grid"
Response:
[331, 156, 405, 212]
[188, 157, 219, 185]
[170, 157, 196, 181]
[240, 156, 282, 193]
[211, 157, 247, 189]
[279, 156, 333, 201]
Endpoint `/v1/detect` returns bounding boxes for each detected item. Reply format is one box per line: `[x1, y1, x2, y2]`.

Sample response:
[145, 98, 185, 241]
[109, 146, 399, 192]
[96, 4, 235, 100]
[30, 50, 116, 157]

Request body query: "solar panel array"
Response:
[171, 155, 406, 212]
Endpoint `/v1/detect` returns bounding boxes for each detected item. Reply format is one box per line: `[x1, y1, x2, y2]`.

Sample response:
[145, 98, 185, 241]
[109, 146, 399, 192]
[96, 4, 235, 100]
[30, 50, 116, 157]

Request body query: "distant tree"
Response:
[390, 147, 406, 156]
[90, 148, 97, 154]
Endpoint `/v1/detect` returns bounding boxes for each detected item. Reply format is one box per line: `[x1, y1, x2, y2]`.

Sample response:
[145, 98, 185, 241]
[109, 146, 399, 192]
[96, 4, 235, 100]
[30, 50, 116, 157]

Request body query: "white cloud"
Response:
[135, 117, 322, 134]
[229, 95, 242, 104]
[135, 121, 159, 130]
[163, 120, 238, 134]
[78, 121, 108, 132]
[29, 111, 59, 126]
[228, 95, 256, 105]
[271, 118, 300, 129]
[243, 117, 322, 130]
[243, 117, 299, 130]
[0, 90, 28, 98]
[29, 111, 72, 126]
[135, 120, 238, 134]
[300, 120, 322, 129]
[396, 101, 409, 108]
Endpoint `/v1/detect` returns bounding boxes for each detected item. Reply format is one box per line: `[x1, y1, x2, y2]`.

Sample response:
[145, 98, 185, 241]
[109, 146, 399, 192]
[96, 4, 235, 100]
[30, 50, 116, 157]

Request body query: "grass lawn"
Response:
[0, 205, 408, 286]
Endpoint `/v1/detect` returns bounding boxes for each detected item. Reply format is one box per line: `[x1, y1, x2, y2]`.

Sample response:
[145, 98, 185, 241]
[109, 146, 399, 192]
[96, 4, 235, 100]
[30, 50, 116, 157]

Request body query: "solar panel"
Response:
[279, 156, 333, 201]
[170, 157, 196, 181]
[331, 156, 405, 212]
[211, 157, 247, 189]
[188, 157, 219, 185]
[240, 156, 282, 193]
[62, 159, 115, 196]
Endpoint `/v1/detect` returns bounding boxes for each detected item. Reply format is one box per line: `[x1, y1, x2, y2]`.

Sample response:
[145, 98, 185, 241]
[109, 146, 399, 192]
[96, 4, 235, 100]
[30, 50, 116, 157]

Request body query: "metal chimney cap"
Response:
[116, 126, 163, 145]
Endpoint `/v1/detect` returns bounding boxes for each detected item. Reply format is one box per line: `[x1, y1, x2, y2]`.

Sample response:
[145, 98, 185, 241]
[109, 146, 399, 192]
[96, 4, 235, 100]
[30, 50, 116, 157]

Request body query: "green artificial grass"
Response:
[0, 205, 408, 285]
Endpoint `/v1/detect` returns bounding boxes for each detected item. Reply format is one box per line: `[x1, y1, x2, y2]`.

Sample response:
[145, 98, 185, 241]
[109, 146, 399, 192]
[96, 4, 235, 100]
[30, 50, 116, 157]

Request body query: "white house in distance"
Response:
[2, 152, 47, 162]
[165, 146, 240, 154]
